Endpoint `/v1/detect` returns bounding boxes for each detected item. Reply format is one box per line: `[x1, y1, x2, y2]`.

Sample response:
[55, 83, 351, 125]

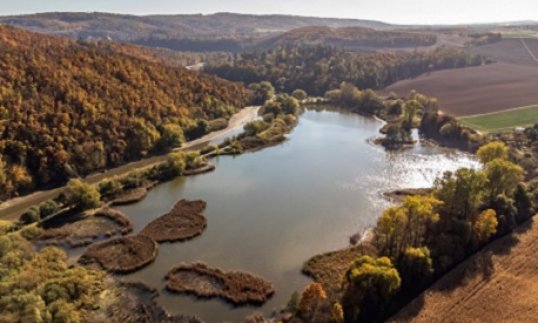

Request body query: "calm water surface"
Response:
[115, 109, 479, 322]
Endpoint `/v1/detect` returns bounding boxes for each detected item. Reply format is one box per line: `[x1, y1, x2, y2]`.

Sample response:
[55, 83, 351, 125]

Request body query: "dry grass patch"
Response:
[79, 235, 158, 273]
[165, 262, 274, 305]
[37, 208, 133, 248]
[139, 199, 207, 243]
[110, 187, 148, 206]
[303, 243, 377, 298]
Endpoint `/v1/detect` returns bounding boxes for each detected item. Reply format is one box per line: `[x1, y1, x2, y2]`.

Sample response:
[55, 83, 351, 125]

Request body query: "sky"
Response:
[0, 0, 537, 25]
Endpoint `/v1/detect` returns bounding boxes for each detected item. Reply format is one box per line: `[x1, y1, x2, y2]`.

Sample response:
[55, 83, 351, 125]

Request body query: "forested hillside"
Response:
[0, 12, 390, 41]
[0, 24, 248, 198]
[257, 26, 437, 50]
[204, 45, 489, 95]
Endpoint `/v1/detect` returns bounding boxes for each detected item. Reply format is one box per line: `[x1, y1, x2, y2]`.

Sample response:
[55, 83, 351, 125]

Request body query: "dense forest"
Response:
[257, 26, 437, 50]
[0, 12, 389, 44]
[204, 45, 489, 95]
[134, 26, 438, 53]
[0, 24, 248, 198]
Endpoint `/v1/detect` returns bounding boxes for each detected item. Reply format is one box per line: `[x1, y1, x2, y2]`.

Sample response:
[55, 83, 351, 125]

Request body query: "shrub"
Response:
[98, 178, 123, 198]
[292, 89, 308, 101]
[0, 236, 11, 257]
[184, 151, 207, 169]
[65, 179, 101, 210]
[477, 141, 509, 164]
[20, 226, 43, 240]
[262, 113, 274, 123]
[168, 152, 187, 174]
[299, 283, 327, 318]
[387, 100, 404, 115]
[157, 123, 185, 151]
[514, 183, 534, 223]
[398, 247, 434, 291]
[223, 141, 243, 155]
[38, 200, 60, 218]
[473, 209, 498, 243]
[208, 118, 228, 131]
[200, 144, 218, 155]
[342, 256, 401, 322]
[20, 207, 40, 224]
[120, 171, 145, 189]
[243, 120, 270, 136]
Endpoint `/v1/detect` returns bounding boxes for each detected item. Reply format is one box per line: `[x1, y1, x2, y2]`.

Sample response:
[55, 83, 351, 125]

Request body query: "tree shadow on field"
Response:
[389, 217, 535, 322]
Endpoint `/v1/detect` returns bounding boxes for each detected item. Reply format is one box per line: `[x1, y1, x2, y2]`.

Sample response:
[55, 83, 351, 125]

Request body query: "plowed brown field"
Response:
[382, 39, 538, 116]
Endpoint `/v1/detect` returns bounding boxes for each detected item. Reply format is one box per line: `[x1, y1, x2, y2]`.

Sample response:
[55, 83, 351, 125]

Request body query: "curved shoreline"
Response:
[0, 106, 260, 221]
[36, 208, 133, 248]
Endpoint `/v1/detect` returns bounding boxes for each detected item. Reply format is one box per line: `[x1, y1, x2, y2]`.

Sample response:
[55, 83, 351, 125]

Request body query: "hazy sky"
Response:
[0, 0, 537, 24]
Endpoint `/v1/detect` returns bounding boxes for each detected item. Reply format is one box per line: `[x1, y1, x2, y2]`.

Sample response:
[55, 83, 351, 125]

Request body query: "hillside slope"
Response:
[0, 12, 391, 52]
[0, 24, 247, 197]
[0, 12, 391, 38]
[257, 26, 437, 50]
[391, 217, 538, 323]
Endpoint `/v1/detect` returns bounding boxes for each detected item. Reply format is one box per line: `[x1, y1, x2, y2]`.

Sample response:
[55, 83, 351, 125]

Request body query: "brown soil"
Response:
[302, 243, 377, 298]
[139, 199, 207, 243]
[79, 235, 158, 273]
[183, 164, 216, 176]
[382, 62, 538, 116]
[390, 217, 538, 323]
[37, 208, 133, 248]
[111, 187, 148, 206]
[165, 262, 275, 305]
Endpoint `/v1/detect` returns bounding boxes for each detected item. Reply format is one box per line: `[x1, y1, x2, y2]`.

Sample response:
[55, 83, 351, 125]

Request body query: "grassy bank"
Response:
[459, 104, 538, 132]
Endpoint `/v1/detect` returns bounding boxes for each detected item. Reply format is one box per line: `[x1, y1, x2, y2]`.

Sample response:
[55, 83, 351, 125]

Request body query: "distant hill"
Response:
[0, 24, 247, 197]
[257, 26, 437, 50]
[0, 12, 391, 39]
[0, 12, 393, 52]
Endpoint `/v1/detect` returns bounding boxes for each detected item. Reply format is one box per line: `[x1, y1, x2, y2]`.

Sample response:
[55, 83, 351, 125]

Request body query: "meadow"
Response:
[459, 104, 538, 132]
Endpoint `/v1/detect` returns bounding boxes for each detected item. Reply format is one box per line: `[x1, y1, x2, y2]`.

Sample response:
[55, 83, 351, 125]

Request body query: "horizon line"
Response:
[0, 10, 536, 27]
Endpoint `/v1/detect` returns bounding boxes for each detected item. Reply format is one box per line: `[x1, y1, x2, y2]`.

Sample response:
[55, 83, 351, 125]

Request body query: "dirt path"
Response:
[390, 216, 538, 323]
[0, 106, 260, 221]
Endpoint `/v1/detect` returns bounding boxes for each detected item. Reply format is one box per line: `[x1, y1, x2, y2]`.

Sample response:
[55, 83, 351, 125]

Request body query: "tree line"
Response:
[291, 141, 534, 323]
[204, 45, 489, 96]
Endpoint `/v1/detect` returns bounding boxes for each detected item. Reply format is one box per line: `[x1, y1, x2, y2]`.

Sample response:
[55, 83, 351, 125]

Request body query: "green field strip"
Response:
[459, 104, 538, 132]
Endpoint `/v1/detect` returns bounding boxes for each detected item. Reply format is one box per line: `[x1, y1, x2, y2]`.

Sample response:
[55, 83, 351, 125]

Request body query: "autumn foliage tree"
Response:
[341, 256, 401, 322]
[477, 141, 509, 164]
[0, 24, 248, 199]
[298, 283, 328, 321]
[65, 179, 101, 210]
[374, 195, 442, 262]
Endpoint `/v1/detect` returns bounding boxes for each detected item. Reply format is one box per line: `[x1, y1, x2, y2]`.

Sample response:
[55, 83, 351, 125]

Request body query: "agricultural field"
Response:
[459, 104, 538, 132]
[390, 218, 538, 323]
[382, 39, 538, 116]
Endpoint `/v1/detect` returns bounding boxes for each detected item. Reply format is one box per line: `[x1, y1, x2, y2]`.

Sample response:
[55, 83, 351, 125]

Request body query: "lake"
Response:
[115, 109, 480, 322]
